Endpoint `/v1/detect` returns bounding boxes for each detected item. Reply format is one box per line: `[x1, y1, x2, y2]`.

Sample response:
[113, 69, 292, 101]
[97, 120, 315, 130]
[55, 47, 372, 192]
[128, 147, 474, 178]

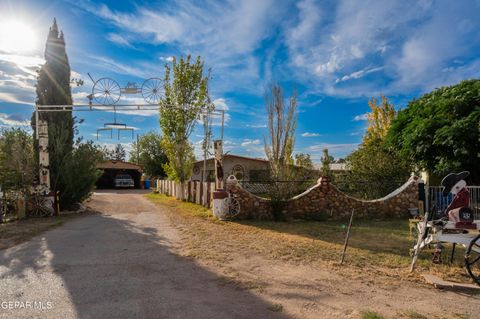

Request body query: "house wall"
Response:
[191, 157, 269, 181]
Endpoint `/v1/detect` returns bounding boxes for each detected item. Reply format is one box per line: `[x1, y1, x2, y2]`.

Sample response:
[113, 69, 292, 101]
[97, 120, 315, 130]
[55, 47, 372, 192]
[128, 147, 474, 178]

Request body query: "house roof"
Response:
[97, 160, 143, 171]
[194, 154, 269, 165]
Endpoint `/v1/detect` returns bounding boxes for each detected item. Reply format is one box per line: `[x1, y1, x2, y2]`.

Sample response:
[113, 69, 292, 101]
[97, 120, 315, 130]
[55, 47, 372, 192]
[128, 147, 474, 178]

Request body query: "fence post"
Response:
[418, 180, 425, 215]
[196, 182, 200, 204]
[195, 181, 201, 204]
[202, 182, 207, 207]
[210, 182, 215, 208]
[189, 181, 193, 203]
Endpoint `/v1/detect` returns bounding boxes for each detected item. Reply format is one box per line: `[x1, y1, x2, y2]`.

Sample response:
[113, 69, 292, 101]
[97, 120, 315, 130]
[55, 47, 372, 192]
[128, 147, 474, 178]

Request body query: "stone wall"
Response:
[226, 175, 420, 220]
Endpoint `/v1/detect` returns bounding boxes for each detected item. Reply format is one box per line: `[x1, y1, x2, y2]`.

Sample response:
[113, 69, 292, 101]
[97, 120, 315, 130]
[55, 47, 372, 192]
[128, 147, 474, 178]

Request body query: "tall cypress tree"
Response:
[33, 18, 74, 204]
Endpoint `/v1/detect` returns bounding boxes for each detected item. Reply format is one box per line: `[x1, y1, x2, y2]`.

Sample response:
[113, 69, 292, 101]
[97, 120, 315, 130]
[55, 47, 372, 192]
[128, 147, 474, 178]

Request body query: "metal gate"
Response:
[425, 186, 480, 219]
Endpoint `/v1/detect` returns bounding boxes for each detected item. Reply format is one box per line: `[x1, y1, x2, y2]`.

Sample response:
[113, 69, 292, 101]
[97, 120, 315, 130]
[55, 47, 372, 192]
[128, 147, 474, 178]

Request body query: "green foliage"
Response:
[159, 55, 212, 182]
[342, 142, 411, 199]
[0, 128, 35, 192]
[33, 20, 74, 201]
[109, 144, 126, 161]
[364, 95, 396, 145]
[59, 141, 103, 209]
[386, 79, 480, 182]
[295, 153, 313, 169]
[48, 120, 103, 209]
[361, 311, 385, 319]
[320, 148, 333, 180]
[129, 132, 168, 177]
[342, 95, 411, 199]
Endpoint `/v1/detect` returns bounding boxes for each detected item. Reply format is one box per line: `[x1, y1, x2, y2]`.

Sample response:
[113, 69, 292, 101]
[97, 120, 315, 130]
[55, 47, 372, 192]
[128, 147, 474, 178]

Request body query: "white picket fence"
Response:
[156, 180, 216, 208]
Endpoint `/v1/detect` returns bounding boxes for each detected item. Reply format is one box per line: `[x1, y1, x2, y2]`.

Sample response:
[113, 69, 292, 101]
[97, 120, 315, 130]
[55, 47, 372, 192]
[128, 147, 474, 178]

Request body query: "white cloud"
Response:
[75, 0, 285, 95]
[307, 142, 360, 158]
[159, 56, 174, 63]
[106, 33, 134, 48]
[0, 53, 42, 106]
[213, 98, 229, 111]
[96, 142, 134, 155]
[0, 113, 30, 126]
[301, 132, 321, 137]
[335, 66, 384, 83]
[353, 113, 368, 121]
[246, 124, 267, 128]
[223, 140, 236, 145]
[284, 0, 480, 97]
[87, 55, 153, 79]
[241, 139, 260, 147]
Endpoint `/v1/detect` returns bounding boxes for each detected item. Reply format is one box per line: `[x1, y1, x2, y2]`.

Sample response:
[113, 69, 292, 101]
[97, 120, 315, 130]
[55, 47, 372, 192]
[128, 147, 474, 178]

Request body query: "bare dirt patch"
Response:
[147, 193, 479, 319]
[0, 212, 88, 251]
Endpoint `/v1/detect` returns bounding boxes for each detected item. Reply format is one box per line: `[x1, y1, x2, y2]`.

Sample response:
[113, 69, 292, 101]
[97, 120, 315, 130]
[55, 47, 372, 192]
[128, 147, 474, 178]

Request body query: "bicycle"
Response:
[222, 191, 241, 220]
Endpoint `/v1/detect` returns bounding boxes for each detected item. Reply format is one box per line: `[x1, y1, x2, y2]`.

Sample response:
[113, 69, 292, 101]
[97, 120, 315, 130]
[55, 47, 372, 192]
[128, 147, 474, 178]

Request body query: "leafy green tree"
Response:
[364, 95, 395, 145]
[48, 120, 103, 209]
[386, 79, 480, 182]
[320, 148, 333, 179]
[33, 19, 74, 207]
[343, 143, 411, 199]
[111, 144, 126, 161]
[0, 128, 35, 192]
[159, 55, 212, 186]
[342, 95, 411, 199]
[295, 153, 313, 169]
[60, 141, 103, 208]
[129, 132, 168, 177]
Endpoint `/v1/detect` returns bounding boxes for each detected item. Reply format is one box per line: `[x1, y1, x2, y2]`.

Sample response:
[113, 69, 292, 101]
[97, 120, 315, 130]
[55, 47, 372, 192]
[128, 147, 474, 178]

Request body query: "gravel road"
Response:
[0, 190, 285, 319]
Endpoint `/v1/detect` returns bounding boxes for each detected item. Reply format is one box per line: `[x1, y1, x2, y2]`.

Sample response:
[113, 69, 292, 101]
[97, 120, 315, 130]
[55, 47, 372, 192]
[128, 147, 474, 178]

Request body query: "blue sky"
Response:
[1, 0, 479, 162]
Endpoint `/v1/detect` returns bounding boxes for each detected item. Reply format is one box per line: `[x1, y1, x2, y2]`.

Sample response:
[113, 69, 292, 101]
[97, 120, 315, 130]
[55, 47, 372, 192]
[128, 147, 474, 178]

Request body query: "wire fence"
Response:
[238, 180, 317, 197]
[425, 186, 480, 220]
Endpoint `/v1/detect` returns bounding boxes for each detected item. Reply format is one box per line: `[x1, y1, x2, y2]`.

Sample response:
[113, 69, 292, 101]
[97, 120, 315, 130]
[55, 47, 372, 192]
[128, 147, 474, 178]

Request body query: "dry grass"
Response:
[0, 213, 84, 250]
[145, 193, 468, 283]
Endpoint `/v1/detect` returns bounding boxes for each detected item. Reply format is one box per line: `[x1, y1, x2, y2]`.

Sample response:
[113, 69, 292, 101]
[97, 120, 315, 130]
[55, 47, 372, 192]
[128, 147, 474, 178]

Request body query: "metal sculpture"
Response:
[97, 109, 134, 140]
[89, 73, 164, 105]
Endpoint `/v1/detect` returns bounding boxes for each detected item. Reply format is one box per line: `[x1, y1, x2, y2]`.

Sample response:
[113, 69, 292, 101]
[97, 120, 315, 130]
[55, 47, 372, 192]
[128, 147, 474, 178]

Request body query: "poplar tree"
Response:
[159, 55, 212, 187]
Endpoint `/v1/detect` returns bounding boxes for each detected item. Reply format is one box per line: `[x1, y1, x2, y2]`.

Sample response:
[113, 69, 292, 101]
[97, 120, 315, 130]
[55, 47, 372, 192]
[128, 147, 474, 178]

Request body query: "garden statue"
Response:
[432, 171, 474, 263]
[441, 171, 474, 227]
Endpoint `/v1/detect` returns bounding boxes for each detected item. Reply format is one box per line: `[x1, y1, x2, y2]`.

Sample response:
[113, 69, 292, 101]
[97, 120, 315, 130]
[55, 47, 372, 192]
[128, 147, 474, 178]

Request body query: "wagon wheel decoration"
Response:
[142, 78, 164, 104]
[92, 77, 121, 105]
[223, 196, 240, 220]
[465, 234, 480, 285]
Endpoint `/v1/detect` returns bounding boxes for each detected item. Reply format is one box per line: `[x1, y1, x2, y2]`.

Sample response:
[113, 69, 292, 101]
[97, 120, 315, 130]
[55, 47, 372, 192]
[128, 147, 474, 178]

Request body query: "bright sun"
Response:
[0, 20, 37, 53]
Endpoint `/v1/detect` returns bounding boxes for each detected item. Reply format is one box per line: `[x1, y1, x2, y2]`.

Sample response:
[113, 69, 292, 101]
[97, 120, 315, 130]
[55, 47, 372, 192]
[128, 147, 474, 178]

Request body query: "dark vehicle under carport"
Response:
[96, 160, 142, 189]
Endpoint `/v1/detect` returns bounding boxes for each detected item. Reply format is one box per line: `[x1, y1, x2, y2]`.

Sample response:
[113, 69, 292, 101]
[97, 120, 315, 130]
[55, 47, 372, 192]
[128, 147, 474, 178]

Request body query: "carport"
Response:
[96, 160, 143, 189]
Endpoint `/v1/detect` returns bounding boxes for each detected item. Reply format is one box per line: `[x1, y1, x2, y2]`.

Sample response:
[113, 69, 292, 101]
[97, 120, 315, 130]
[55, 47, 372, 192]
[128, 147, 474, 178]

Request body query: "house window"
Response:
[231, 164, 245, 180]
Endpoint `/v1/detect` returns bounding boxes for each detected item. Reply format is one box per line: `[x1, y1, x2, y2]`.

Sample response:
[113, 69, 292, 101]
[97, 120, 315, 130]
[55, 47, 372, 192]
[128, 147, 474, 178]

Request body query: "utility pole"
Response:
[136, 133, 140, 165]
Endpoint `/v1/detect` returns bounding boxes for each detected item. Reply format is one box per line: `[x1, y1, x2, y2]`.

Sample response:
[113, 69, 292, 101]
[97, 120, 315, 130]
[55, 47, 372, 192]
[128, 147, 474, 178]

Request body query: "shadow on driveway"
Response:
[0, 211, 288, 318]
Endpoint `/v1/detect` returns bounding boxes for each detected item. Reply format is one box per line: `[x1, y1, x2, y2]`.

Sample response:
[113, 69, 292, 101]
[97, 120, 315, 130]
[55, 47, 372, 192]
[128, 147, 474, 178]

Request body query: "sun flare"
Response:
[0, 20, 37, 53]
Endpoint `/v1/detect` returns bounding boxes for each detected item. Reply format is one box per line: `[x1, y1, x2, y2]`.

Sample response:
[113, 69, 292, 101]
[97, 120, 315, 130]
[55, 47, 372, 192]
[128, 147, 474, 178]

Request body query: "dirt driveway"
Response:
[0, 190, 284, 319]
[1, 190, 478, 319]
